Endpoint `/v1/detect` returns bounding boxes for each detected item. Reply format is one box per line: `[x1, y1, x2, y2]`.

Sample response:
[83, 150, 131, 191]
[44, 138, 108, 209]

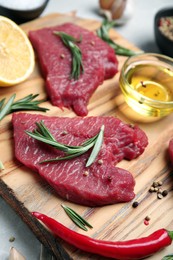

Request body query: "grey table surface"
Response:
[0, 0, 173, 259]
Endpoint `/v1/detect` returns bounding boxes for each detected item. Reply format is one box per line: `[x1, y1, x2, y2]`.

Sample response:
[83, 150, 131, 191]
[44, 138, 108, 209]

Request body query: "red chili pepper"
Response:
[32, 212, 173, 260]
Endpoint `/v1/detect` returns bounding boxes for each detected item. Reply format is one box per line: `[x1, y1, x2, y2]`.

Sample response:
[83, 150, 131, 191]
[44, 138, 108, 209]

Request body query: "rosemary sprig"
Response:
[162, 255, 173, 260]
[0, 94, 48, 122]
[54, 31, 84, 80]
[25, 121, 104, 167]
[97, 19, 142, 56]
[61, 204, 93, 231]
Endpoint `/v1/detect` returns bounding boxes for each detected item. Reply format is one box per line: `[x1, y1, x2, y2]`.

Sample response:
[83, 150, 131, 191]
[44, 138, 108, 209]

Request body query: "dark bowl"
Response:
[0, 0, 49, 24]
[154, 7, 173, 58]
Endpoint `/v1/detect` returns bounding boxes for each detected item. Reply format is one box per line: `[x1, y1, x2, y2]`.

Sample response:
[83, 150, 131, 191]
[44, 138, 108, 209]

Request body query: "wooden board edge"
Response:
[0, 179, 71, 259]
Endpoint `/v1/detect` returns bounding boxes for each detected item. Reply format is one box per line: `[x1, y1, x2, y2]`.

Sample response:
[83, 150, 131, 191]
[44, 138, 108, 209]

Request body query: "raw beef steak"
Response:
[29, 23, 118, 116]
[12, 113, 148, 206]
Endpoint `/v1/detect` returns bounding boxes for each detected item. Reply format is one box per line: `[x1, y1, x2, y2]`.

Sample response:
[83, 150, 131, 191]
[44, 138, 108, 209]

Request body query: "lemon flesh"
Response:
[0, 16, 35, 87]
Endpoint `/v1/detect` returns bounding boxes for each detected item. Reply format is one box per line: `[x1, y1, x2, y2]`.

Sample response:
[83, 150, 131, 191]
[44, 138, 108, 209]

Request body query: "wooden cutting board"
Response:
[0, 13, 173, 260]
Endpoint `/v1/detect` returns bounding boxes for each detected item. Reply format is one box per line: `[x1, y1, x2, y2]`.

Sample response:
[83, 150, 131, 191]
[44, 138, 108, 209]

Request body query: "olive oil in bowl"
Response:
[119, 53, 173, 121]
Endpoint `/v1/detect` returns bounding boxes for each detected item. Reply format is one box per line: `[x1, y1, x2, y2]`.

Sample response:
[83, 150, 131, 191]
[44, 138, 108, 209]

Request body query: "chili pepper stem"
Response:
[168, 230, 173, 240]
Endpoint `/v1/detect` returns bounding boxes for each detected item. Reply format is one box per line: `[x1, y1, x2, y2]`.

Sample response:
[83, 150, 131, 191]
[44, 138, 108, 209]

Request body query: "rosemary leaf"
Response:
[40, 150, 87, 163]
[25, 130, 69, 152]
[35, 121, 56, 141]
[0, 98, 5, 111]
[0, 94, 48, 122]
[0, 94, 16, 121]
[82, 133, 98, 146]
[86, 125, 104, 167]
[61, 204, 93, 231]
[26, 121, 104, 166]
[54, 31, 84, 80]
[97, 20, 142, 57]
[14, 94, 38, 104]
[162, 255, 173, 260]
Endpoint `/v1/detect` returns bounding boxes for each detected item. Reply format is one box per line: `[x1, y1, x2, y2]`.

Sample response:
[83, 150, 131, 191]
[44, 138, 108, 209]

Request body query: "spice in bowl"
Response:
[158, 16, 173, 42]
[119, 53, 173, 122]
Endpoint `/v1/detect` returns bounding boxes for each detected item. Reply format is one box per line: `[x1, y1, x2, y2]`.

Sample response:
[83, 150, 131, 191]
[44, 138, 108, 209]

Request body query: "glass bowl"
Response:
[119, 53, 173, 122]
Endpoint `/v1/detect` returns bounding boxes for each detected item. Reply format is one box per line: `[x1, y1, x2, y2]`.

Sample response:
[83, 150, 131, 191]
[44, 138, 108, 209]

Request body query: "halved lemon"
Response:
[0, 16, 35, 87]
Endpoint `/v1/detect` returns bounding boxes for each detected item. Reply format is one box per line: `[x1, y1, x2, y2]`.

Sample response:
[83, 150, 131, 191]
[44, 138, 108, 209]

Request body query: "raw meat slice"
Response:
[29, 23, 118, 116]
[169, 138, 173, 164]
[12, 113, 148, 206]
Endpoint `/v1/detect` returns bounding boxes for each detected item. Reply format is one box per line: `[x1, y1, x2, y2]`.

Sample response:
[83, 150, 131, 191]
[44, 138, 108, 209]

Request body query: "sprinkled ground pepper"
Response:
[144, 216, 151, 226]
[162, 190, 168, 197]
[149, 186, 155, 192]
[132, 201, 139, 208]
[149, 181, 169, 200]
[158, 181, 163, 186]
[144, 220, 150, 226]
[157, 193, 163, 199]
[145, 216, 151, 221]
[98, 159, 103, 165]
[9, 236, 15, 242]
[83, 171, 89, 176]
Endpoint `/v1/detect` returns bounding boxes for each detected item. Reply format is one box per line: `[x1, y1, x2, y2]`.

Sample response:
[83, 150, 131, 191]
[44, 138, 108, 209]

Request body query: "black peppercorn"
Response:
[132, 201, 139, 208]
[162, 190, 168, 197]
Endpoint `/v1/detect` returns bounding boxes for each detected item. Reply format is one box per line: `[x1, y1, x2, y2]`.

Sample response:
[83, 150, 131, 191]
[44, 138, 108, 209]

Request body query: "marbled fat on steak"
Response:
[12, 113, 148, 206]
[29, 23, 118, 116]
